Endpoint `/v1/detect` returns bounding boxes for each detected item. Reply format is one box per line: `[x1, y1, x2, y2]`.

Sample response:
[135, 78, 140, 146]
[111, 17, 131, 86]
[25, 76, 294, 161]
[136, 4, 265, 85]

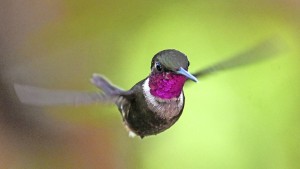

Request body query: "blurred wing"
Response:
[193, 38, 283, 78]
[14, 83, 118, 106]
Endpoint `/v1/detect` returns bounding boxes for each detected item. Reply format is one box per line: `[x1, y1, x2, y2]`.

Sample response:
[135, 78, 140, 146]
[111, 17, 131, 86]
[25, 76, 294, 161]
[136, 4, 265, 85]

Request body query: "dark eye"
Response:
[187, 61, 190, 67]
[155, 62, 162, 71]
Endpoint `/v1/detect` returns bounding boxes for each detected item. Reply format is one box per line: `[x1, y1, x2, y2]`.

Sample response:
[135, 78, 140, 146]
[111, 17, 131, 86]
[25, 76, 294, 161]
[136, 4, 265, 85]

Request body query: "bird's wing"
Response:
[192, 38, 283, 78]
[90, 73, 124, 95]
[14, 83, 119, 106]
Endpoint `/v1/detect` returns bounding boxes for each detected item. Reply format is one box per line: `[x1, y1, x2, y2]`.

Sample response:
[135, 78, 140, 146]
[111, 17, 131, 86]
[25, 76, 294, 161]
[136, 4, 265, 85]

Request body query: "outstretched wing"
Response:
[192, 38, 283, 78]
[14, 84, 118, 106]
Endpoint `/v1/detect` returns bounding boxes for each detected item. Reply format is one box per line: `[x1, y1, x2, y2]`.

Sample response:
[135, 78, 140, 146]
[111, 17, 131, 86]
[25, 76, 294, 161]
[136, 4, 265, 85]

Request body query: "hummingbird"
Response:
[14, 39, 281, 138]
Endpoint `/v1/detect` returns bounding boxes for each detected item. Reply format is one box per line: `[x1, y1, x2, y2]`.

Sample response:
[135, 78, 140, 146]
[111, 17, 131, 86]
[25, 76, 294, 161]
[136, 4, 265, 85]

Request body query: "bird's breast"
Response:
[148, 72, 186, 99]
[142, 78, 184, 120]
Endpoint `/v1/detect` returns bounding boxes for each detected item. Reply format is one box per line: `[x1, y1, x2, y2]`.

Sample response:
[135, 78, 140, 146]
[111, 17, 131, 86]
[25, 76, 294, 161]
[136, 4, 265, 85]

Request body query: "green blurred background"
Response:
[0, 0, 299, 169]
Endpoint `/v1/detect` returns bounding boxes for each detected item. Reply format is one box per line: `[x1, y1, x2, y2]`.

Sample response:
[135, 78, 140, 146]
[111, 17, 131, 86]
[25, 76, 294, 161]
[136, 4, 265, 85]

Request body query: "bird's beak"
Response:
[176, 67, 198, 82]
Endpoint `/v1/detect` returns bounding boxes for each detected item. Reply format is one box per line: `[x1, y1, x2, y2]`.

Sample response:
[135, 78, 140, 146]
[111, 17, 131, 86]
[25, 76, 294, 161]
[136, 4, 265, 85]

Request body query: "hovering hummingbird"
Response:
[14, 39, 281, 138]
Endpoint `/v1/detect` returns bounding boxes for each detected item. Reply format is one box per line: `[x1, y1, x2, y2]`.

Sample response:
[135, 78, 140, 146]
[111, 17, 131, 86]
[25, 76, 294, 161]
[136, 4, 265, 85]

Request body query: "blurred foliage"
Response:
[1, 0, 299, 169]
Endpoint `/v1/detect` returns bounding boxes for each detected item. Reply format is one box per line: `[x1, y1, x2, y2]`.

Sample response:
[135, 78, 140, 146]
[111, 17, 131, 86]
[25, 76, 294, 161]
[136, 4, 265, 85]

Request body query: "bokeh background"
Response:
[0, 0, 299, 169]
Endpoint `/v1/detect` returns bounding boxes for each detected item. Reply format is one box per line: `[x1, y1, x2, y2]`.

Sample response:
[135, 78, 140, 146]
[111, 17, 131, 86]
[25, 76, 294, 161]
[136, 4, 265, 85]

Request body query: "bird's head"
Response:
[147, 49, 198, 99]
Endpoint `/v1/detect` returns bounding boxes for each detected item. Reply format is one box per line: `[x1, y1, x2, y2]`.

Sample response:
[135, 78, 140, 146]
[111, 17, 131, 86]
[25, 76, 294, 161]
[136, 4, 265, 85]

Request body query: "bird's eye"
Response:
[155, 62, 162, 71]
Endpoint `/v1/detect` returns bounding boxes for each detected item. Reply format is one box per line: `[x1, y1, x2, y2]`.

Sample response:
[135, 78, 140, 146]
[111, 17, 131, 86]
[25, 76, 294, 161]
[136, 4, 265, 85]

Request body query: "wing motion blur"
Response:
[192, 38, 283, 78]
[14, 38, 283, 106]
[14, 84, 118, 106]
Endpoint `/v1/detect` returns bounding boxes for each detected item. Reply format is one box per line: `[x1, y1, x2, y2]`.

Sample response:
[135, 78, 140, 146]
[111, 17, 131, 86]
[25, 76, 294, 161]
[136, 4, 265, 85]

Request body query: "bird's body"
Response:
[102, 76, 185, 138]
[14, 39, 281, 138]
[116, 78, 184, 137]
[90, 50, 196, 137]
